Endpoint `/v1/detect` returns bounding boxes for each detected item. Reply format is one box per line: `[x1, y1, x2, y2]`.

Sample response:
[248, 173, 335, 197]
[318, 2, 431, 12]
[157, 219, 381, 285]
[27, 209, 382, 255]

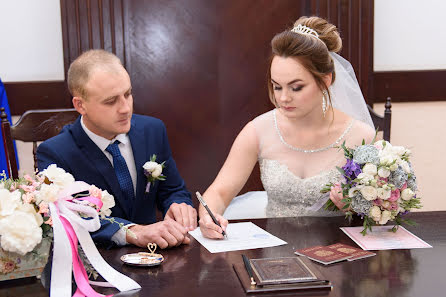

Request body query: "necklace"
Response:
[273, 109, 354, 153]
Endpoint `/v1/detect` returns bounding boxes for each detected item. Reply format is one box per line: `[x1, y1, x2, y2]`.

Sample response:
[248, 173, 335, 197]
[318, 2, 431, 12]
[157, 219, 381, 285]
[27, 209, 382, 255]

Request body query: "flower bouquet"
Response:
[0, 165, 140, 296]
[322, 140, 422, 235]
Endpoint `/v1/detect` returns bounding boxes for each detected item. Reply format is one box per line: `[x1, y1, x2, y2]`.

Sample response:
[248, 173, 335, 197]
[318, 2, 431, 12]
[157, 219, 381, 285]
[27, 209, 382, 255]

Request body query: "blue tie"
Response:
[106, 140, 135, 201]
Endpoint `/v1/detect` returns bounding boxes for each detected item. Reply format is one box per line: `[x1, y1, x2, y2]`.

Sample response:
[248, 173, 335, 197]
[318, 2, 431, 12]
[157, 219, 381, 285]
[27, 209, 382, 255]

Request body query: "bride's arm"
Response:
[199, 121, 259, 239]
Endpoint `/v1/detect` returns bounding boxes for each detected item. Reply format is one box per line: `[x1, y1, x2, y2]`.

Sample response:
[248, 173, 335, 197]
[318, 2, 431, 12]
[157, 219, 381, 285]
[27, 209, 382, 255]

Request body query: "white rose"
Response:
[401, 188, 415, 201]
[36, 183, 61, 204]
[0, 189, 21, 217]
[40, 164, 75, 187]
[374, 140, 385, 150]
[99, 190, 116, 217]
[392, 146, 406, 157]
[369, 206, 382, 221]
[400, 160, 411, 174]
[378, 167, 391, 178]
[360, 186, 377, 201]
[143, 161, 158, 172]
[380, 154, 396, 166]
[379, 210, 391, 225]
[0, 211, 43, 255]
[357, 173, 374, 184]
[17, 203, 43, 226]
[389, 163, 398, 171]
[151, 164, 163, 178]
[363, 163, 377, 176]
[348, 187, 360, 198]
[377, 188, 391, 200]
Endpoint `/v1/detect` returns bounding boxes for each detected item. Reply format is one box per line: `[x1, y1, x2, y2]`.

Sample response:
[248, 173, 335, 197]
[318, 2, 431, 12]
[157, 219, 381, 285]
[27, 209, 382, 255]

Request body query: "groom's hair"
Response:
[266, 16, 341, 107]
[67, 49, 124, 99]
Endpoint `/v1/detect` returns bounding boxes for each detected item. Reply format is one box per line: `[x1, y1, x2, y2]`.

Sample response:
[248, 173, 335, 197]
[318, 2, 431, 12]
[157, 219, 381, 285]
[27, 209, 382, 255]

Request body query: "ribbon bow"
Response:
[48, 181, 141, 297]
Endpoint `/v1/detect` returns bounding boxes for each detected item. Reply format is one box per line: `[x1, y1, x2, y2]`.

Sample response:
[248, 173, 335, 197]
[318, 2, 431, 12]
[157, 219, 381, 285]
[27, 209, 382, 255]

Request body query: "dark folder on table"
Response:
[233, 256, 332, 293]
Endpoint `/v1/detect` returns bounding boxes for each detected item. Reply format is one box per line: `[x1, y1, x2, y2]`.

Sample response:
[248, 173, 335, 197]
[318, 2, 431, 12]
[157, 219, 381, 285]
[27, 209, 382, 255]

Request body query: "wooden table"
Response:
[2, 211, 445, 297]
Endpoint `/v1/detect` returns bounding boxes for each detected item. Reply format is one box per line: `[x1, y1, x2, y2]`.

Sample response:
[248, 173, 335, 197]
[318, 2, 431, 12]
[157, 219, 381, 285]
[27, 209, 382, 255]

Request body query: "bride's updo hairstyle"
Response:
[267, 16, 342, 107]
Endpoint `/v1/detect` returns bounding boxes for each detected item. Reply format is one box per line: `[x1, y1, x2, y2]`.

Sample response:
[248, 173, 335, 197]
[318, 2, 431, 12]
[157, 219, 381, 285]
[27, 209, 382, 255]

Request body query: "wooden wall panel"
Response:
[5, 0, 382, 194]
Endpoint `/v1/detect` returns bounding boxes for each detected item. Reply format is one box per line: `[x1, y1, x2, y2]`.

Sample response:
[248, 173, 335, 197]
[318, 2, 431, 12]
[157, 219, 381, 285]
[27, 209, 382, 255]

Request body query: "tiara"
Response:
[290, 24, 320, 39]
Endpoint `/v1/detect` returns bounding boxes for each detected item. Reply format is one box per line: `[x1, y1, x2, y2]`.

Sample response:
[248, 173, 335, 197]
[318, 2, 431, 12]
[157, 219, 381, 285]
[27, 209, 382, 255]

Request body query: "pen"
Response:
[242, 254, 256, 286]
[196, 191, 227, 239]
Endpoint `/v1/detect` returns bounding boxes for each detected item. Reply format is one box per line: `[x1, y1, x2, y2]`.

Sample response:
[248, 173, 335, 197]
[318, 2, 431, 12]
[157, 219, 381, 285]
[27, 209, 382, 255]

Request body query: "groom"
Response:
[37, 49, 196, 248]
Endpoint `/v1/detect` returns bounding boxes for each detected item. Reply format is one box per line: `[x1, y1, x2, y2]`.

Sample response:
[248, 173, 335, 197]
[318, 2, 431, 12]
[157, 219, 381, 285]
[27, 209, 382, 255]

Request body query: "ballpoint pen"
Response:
[196, 191, 227, 239]
[242, 254, 256, 286]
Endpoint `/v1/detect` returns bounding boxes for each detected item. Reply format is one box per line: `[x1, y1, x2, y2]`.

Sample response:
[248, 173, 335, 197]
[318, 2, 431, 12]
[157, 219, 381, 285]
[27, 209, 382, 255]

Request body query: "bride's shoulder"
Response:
[333, 110, 375, 145]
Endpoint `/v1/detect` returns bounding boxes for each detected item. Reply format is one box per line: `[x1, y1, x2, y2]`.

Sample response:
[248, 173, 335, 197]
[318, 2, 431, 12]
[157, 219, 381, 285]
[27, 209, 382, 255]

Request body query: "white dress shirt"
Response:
[80, 116, 136, 245]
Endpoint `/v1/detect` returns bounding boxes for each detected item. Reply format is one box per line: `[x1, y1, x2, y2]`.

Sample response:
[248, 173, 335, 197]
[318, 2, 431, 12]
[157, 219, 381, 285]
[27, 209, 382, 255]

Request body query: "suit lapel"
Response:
[70, 118, 132, 218]
[128, 117, 147, 205]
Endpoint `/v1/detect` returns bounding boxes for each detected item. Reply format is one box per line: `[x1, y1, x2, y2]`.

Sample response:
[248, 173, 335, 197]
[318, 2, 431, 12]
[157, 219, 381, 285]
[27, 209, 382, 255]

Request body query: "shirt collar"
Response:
[80, 116, 129, 152]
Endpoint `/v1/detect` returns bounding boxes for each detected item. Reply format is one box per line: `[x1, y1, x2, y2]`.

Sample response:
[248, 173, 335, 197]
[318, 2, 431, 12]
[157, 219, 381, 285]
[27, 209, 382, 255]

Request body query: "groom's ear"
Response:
[323, 73, 333, 88]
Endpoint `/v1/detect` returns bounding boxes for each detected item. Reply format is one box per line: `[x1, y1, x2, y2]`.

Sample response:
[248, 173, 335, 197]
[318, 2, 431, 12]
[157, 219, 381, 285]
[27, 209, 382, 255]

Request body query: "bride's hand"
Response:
[329, 183, 349, 212]
[199, 213, 228, 239]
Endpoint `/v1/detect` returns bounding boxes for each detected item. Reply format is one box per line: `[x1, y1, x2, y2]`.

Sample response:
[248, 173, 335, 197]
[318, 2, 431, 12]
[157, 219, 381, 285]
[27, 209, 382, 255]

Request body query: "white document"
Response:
[189, 222, 287, 253]
[341, 226, 433, 250]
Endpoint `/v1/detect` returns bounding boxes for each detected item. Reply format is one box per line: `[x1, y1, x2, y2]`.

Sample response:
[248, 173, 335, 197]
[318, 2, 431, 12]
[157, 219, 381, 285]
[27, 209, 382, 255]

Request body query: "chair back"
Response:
[0, 108, 79, 179]
[367, 97, 392, 142]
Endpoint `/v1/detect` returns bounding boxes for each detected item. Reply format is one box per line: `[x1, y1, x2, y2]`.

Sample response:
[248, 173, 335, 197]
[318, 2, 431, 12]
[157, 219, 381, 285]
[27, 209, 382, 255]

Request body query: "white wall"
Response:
[374, 0, 446, 71]
[0, 0, 64, 82]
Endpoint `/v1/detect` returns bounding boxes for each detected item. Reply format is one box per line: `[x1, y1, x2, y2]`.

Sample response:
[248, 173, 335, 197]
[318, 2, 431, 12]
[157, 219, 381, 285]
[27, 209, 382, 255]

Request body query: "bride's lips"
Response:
[282, 106, 296, 111]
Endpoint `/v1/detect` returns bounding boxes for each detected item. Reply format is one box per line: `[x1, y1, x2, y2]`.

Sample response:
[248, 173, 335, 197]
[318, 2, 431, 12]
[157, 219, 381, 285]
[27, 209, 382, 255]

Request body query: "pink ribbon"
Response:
[60, 215, 111, 297]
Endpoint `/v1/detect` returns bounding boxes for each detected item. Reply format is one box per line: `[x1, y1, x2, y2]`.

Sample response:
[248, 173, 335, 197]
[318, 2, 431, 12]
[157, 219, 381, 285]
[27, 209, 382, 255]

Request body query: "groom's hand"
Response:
[165, 202, 198, 231]
[126, 220, 190, 249]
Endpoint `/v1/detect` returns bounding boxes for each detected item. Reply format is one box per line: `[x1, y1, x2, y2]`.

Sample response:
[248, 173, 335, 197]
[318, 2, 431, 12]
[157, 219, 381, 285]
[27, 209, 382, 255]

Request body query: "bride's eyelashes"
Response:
[273, 85, 304, 92]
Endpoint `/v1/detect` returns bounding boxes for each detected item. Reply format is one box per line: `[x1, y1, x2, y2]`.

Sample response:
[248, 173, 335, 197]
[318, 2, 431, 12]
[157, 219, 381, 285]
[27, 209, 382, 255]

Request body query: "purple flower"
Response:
[342, 159, 362, 182]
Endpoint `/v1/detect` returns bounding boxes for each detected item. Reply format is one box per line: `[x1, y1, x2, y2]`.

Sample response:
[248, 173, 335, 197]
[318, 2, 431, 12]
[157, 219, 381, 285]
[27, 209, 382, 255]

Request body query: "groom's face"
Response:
[75, 65, 134, 140]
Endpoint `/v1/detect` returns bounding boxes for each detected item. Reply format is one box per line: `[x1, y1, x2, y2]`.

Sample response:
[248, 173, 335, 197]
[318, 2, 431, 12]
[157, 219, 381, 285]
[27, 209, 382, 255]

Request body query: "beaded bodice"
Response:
[260, 159, 343, 217]
[252, 109, 357, 217]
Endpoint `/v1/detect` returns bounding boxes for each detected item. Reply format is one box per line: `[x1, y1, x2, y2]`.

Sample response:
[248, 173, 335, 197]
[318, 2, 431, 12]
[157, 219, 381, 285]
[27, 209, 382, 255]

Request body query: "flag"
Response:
[0, 78, 19, 177]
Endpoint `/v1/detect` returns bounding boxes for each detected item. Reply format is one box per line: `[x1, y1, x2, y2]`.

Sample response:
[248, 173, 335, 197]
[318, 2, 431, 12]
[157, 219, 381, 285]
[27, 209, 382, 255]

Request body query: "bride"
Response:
[199, 16, 375, 239]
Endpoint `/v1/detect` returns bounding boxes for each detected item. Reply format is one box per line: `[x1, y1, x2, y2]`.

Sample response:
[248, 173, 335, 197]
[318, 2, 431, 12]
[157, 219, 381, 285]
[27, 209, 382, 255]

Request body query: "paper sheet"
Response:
[341, 226, 432, 250]
[189, 222, 287, 253]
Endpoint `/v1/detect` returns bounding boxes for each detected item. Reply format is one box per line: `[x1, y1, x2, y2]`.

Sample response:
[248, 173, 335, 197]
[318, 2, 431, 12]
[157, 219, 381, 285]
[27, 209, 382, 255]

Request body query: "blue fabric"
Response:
[0, 79, 19, 177]
[36, 114, 193, 247]
[106, 140, 135, 205]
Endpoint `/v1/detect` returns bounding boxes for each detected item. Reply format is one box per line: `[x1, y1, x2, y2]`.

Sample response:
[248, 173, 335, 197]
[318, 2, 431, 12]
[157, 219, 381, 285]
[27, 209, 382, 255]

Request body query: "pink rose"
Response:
[89, 185, 102, 199]
[19, 184, 35, 192]
[24, 174, 34, 182]
[388, 189, 400, 202]
[374, 198, 383, 206]
[23, 192, 35, 204]
[390, 202, 399, 211]
[38, 202, 49, 214]
[2, 261, 16, 274]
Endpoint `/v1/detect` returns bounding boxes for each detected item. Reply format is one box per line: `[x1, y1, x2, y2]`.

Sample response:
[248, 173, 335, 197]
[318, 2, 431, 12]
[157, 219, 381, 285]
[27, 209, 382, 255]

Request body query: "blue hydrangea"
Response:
[407, 174, 417, 191]
[389, 165, 408, 188]
[352, 145, 379, 165]
[350, 193, 373, 214]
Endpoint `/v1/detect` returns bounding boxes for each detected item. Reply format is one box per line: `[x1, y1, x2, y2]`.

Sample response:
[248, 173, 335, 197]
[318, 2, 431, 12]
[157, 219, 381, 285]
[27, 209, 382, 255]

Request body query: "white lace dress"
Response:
[253, 109, 357, 217]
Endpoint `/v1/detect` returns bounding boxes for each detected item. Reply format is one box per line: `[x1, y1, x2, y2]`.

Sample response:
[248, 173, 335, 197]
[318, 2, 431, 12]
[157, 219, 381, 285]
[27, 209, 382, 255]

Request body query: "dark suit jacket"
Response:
[37, 114, 192, 246]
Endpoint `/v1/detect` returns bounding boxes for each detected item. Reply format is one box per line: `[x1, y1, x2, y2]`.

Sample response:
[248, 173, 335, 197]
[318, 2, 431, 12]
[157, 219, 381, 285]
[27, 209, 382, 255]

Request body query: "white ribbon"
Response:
[49, 181, 141, 296]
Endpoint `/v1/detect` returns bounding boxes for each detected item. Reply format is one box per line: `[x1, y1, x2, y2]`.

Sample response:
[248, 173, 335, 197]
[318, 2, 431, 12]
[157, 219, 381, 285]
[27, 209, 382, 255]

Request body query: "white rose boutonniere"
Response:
[143, 154, 166, 193]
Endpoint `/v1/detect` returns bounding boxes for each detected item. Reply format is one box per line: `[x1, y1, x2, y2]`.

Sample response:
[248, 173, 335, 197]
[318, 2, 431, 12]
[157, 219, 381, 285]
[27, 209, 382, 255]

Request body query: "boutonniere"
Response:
[143, 154, 166, 193]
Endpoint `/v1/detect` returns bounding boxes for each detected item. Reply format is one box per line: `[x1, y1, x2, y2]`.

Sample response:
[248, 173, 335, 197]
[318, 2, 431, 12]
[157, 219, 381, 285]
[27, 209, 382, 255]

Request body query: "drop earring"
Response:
[322, 90, 328, 117]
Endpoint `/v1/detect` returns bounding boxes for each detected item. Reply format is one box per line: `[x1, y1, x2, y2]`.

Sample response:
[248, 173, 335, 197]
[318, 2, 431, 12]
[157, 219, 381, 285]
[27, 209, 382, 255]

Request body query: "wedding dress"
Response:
[254, 109, 356, 217]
